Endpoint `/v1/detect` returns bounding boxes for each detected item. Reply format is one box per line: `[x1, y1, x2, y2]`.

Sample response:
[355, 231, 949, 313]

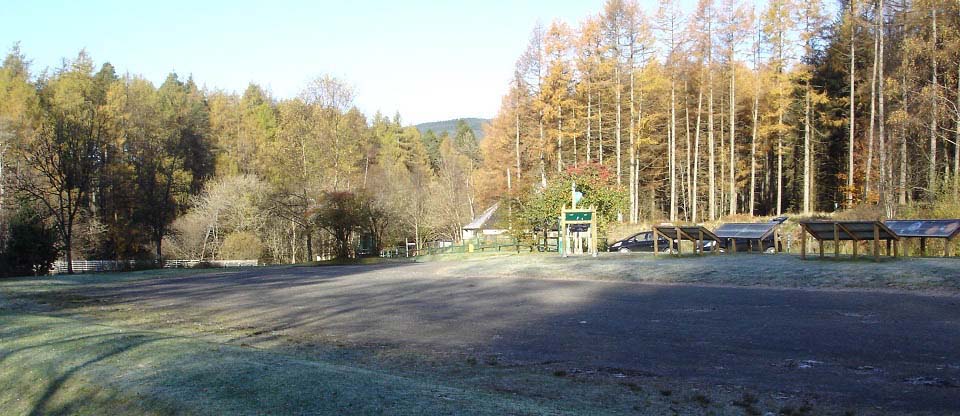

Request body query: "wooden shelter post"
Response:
[674, 227, 682, 256]
[698, 230, 704, 255]
[833, 224, 840, 257]
[800, 225, 807, 260]
[774, 226, 781, 254]
[873, 223, 880, 261]
[653, 229, 660, 255]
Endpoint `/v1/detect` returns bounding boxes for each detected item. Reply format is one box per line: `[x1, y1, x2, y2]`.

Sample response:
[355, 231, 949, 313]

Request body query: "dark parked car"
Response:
[608, 231, 719, 253]
[608, 231, 666, 252]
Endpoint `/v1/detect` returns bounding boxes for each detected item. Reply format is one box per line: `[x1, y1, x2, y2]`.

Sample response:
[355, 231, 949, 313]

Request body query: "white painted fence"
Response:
[49, 259, 259, 275]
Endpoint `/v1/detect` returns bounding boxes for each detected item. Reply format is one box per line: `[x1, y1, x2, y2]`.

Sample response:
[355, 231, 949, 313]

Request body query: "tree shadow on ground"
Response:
[11, 261, 960, 413]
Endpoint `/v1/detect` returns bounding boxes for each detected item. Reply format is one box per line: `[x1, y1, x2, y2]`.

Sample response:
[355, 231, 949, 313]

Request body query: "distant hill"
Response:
[415, 118, 489, 140]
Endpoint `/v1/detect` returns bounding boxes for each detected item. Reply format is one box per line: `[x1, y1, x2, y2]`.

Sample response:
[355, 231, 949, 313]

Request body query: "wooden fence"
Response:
[381, 236, 559, 257]
[49, 259, 259, 275]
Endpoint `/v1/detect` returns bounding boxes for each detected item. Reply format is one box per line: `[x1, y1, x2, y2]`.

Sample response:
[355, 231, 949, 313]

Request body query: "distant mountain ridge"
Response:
[414, 118, 489, 140]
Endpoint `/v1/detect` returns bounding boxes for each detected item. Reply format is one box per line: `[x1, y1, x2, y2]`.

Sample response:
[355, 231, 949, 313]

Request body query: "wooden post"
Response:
[920, 237, 927, 257]
[834, 223, 840, 257]
[886, 239, 892, 257]
[819, 239, 824, 258]
[873, 223, 880, 262]
[730, 238, 737, 253]
[675, 227, 682, 256]
[774, 226, 781, 254]
[894, 239, 899, 257]
[800, 226, 807, 260]
[945, 237, 953, 257]
[698, 230, 704, 256]
[654, 228, 660, 255]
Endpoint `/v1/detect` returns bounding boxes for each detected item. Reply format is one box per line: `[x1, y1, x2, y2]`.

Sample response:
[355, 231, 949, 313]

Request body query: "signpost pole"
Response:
[591, 205, 598, 257]
[560, 209, 567, 258]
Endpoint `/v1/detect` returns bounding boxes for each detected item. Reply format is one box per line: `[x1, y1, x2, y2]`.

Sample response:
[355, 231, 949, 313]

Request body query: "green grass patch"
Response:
[0, 313, 582, 415]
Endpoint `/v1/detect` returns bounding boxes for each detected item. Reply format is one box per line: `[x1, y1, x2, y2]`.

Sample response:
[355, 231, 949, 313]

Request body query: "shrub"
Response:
[220, 231, 264, 260]
[1, 203, 58, 277]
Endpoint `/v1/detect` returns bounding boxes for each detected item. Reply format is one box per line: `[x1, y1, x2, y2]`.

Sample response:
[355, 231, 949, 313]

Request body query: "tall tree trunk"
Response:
[670, 79, 678, 222]
[708, 21, 716, 221]
[630, 64, 637, 223]
[557, 103, 563, 173]
[306, 231, 313, 261]
[0, 145, 5, 225]
[571, 107, 580, 168]
[878, 0, 889, 215]
[776, 31, 784, 216]
[729, 66, 737, 216]
[599, 87, 604, 166]
[750, 84, 758, 216]
[290, 220, 298, 264]
[866, 19, 878, 202]
[929, 8, 939, 199]
[900, 70, 908, 205]
[685, 83, 692, 221]
[637, 82, 645, 222]
[750, 23, 760, 216]
[719, 96, 726, 214]
[776, 104, 783, 215]
[693, 87, 703, 223]
[587, 91, 592, 163]
[539, 111, 547, 188]
[955, 60, 960, 201]
[515, 75, 522, 180]
[804, 85, 812, 213]
[848, 0, 856, 207]
[616, 64, 622, 187]
[65, 232, 74, 274]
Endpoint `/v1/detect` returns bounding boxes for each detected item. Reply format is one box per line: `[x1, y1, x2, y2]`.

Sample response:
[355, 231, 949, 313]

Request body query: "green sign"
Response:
[565, 212, 592, 221]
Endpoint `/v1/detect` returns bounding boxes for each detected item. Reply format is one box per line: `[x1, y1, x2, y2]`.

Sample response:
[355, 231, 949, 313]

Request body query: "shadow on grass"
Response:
[0, 313, 583, 415]
[0, 318, 176, 415]
[6, 260, 960, 414]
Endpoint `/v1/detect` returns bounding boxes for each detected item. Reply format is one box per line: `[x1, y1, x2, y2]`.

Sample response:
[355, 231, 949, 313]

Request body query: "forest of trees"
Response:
[481, 0, 960, 225]
[2, 0, 960, 274]
[0, 46, 483, 274]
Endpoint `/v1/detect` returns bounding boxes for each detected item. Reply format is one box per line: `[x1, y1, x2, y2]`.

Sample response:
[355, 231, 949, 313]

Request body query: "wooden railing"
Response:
[49, 259, 259, 275]
[381, 237, 559, 257]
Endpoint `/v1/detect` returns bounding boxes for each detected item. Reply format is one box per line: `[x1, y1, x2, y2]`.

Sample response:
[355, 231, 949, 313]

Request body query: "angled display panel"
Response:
[884, 219, 960, 239]
[713, 223, 777, 240]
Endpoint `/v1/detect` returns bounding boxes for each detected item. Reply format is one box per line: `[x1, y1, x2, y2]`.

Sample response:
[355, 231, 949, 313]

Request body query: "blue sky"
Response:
[1, 0, 615, 124]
